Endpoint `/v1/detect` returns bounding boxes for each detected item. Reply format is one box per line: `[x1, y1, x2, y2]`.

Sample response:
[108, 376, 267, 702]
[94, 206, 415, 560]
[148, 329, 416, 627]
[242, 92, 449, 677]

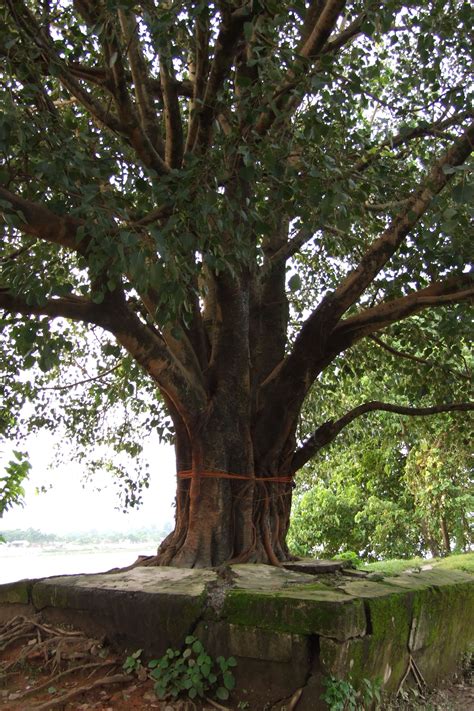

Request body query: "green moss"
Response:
[435, 552, 474, 574]
[363, 552, 474, 577]
[362, 557, 427, 576]
[409, 581, 474, 683]
[31, 581, 73, 610]
[0, 579, 32, 604]
[322, 592, 412, 692]
[223, 589, 366, 640]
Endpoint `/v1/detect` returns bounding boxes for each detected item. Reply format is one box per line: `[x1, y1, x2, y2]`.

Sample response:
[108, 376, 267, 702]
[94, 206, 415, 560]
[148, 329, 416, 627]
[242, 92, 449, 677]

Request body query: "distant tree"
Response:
[0, 2, 473, 566]
[289, 333, 473, 560]
[0, 451, 30, 535]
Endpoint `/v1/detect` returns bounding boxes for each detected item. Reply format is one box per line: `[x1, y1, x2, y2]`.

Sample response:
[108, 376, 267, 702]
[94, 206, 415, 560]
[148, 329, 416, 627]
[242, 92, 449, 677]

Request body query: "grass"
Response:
[361, 552, 474, 576]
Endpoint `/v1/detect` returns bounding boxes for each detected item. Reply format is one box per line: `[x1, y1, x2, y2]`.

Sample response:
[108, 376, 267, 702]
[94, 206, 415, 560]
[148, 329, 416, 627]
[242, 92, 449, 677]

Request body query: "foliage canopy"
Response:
[0, 1, 472, 565]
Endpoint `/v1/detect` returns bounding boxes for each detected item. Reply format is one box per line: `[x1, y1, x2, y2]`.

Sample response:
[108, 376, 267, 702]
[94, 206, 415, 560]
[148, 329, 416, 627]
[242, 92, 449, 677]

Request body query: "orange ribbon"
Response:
[177, 469, 293, 484]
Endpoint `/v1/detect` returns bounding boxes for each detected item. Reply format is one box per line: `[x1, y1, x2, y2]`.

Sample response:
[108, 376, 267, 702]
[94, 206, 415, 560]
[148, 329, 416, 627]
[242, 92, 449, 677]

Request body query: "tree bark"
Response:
[155, 403, 294, 568]
[440, 517, 451, 556]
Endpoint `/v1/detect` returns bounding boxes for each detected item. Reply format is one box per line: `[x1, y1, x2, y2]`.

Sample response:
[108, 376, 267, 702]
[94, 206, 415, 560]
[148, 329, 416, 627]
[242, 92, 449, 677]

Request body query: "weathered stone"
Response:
[0, 562, 472, 708]
[194, 621, 312, 708]
[0, 579, 33, 604]
[31, 568, 214, 657]
[230, 563, 317, 590]
[320, 590, 413, 694]
[339, 579, 407, 599]
[194, 620, 308, 663]
[385, 569, 474, 591]
[409, 581, 474, 684]
[223, 588, 366, 640]
[283, 559, 346, 574]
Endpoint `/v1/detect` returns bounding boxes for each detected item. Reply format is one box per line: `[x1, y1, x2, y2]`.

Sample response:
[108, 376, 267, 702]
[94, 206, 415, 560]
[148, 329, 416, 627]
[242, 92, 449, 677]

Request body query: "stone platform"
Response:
[1, 562, 473, 709]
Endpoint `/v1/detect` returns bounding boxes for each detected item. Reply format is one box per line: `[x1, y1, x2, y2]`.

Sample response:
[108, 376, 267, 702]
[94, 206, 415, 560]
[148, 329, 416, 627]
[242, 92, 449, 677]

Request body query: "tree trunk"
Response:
[154, 406, 294, 568]
[440, 516, 451, 556]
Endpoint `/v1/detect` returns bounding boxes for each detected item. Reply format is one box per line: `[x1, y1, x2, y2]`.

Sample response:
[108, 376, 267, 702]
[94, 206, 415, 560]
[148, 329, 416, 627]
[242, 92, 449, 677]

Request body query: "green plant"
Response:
[148, 635, 237, 702]
[122, 648, 143, 675]
[321, 675, 382, 710]
[333, 551, 362, 568]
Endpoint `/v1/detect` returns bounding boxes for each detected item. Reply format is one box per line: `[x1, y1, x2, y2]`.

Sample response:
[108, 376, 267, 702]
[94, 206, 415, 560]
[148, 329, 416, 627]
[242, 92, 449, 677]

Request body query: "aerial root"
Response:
[397, 653, 427, 696]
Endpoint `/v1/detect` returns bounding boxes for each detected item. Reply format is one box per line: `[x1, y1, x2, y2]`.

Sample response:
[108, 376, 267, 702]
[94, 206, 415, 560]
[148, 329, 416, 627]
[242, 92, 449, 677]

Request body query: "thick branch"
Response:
[194, 4, 255, 151]
[0, 286, 207, 422]
[291, 401, 474, 471]
[328, 273, 474, 355]
[255, 1, 346, 136]
[0, 290, 105, 325]
[299, 0, 347, 59]
[160, 54, 184, 168]
[268, 120, 474, 396]
[118, 9, 165, 157]
[0, 186, 87, 254]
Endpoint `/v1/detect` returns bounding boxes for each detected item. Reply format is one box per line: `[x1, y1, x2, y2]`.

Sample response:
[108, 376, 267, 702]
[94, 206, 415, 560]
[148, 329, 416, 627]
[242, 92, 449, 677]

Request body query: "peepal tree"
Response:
[0, 1, 473, 566]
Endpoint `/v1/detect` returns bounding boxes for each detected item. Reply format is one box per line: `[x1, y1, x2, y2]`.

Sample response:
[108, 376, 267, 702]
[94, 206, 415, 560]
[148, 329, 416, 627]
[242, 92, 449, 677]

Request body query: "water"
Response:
[0, 542, 157, 584]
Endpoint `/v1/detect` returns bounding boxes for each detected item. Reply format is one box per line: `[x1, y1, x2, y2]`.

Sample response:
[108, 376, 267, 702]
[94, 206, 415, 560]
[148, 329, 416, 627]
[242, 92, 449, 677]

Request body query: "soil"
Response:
[0, 615, 472, 710]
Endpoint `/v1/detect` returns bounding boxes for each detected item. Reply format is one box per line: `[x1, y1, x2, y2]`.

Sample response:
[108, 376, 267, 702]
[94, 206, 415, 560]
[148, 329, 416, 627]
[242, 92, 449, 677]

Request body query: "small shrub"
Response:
[122, 648, 143, 675]
[148, 635, 237, 702]
[321, 675, 382, 710]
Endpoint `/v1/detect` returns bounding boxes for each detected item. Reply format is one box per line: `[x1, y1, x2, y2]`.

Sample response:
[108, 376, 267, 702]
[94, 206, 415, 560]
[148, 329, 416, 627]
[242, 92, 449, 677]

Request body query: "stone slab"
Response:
[231, 563, 317, 590]
[283, 559, 346, 574]
[223, 588, 366, 641]
[338, 579, 409, 599]
[0, 562, 473, 707]
[30, 567, 215, 657]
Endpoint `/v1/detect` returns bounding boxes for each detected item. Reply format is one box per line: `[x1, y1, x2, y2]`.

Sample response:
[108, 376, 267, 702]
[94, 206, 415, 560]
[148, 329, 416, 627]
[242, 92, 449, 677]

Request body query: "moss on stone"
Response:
[409, 581, 474, 683]
[0, 580, 32, 604]
[320, 591, 412, 693]
[223, 589, 366, 640]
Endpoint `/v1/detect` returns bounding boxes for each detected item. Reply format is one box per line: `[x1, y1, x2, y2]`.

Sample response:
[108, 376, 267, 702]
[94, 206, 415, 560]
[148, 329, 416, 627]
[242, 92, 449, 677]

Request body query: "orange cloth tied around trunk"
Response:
[177, 469, 293, 484]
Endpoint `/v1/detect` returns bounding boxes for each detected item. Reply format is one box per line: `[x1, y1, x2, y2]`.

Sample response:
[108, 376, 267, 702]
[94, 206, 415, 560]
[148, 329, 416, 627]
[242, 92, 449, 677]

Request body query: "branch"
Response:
[160, 54, 184, 168]
[299, 0, 347, 59]
[0, 289, 105, 325]
[117, 9, 165, 157]
[194, 3, 256, 151]
[185, 12, 210, 154]
[272, 120, 474, 388]
[322, 12, 365, 54]
[0, 186, 87, 254]
[352, 111, 474, 176]
[5, 0, 169, 176]
[369, 334, 471, 381]
[291, 401, 474, 471]
[328, 273, 474, 354]
[0, 286, 207, 420]
[255, 0, 346, 136]
[38, 363, 123, 391]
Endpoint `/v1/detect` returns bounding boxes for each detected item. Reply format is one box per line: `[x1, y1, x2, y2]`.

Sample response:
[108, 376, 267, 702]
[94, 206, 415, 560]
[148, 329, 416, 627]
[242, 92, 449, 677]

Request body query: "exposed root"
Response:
[13, 660, 117, 700]
[288, 686, 304, 710]
[397, 654, 427, 697]
[205, 696, 231, 710]
[30, 673, 132, 710]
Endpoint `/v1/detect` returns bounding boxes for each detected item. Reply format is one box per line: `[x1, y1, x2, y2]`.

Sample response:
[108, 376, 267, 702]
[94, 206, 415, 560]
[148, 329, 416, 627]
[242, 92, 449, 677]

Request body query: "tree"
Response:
[0, 1, 473, 567]
[288, 332, 473, 560]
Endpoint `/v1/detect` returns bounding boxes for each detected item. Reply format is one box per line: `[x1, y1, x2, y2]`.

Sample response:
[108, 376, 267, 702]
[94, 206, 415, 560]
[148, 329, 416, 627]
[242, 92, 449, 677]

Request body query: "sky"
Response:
[1, 430, 176, 534]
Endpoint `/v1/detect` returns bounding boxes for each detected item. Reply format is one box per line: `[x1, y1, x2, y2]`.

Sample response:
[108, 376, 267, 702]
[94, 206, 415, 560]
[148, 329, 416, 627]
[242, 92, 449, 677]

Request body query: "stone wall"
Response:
[0, 563, 473, 709]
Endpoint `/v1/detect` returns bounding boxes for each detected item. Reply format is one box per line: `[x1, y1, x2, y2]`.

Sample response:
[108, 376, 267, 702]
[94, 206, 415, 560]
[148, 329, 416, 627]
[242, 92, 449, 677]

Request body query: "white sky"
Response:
[1, 431, 176, 534]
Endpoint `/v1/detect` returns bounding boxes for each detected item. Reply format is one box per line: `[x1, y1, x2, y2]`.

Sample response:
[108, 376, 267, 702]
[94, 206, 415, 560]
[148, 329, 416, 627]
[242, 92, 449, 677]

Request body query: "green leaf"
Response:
[288, 274, 302, 292]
